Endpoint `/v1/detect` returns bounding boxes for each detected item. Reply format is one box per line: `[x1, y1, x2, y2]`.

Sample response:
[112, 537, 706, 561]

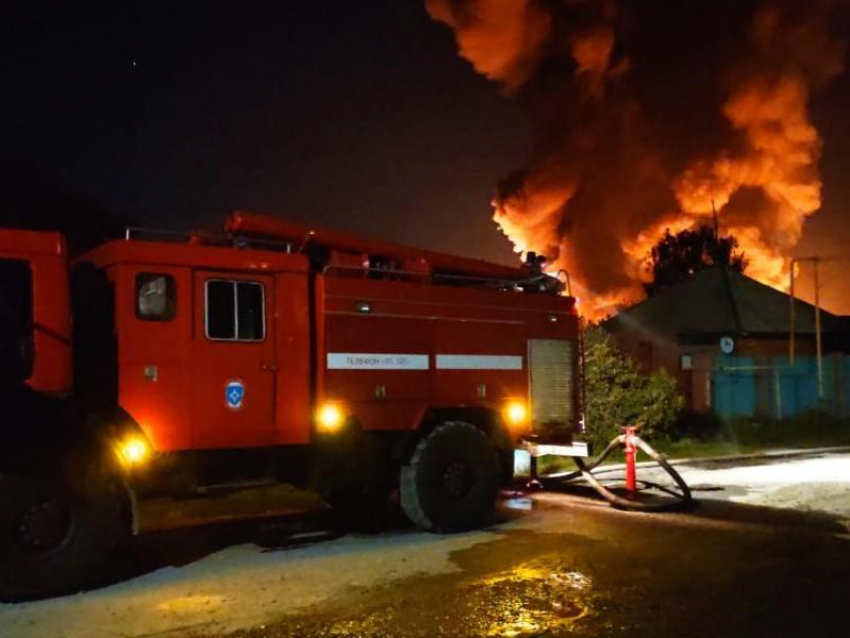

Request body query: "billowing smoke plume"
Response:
[426, 0, 847, 318]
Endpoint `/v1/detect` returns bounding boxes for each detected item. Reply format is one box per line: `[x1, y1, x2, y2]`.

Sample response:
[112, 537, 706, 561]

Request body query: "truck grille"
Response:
[528, 339, 577, 431]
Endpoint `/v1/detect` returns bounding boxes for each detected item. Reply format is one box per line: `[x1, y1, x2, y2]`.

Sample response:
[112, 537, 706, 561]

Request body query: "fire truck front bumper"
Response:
[513, 438, 591, 480]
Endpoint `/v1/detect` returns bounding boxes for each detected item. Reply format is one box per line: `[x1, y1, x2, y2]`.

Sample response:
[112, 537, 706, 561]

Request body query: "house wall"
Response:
[609, 330, 716, 412]
[607, 328, 839, 418]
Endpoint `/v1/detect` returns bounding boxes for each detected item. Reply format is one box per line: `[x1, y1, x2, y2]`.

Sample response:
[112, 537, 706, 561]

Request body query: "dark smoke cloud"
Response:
[427, 0, 848, 317]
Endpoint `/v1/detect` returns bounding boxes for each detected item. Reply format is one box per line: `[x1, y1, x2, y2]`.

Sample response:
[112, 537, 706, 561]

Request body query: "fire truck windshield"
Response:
[0, 258, 34, 382]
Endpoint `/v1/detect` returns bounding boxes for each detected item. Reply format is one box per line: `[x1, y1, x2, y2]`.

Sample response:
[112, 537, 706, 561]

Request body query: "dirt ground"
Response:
[1, 453, 848, 638]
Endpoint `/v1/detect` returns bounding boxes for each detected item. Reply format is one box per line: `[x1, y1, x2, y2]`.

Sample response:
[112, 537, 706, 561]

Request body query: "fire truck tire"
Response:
[400, 421, 500, 533]
[0, 470, 129, 600]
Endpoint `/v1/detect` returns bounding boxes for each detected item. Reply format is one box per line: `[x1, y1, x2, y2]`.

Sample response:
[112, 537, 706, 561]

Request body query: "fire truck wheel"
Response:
[400, 421, 500, 533]
[0, 470, 129, 600]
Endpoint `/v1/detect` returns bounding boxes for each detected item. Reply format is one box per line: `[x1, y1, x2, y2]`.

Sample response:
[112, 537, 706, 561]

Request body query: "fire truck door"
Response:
[191, 271, 276, 449]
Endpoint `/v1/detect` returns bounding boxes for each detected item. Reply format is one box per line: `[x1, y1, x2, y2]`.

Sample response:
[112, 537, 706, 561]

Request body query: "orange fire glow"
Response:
[674, 74, 825, 293]
[424, 0, 552, 94]
[429, 0, 846, 322]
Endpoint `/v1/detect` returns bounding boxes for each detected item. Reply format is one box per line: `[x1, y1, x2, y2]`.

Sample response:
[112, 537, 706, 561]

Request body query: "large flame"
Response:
[674, 79, 820, 288]
[428, 0, 846, 321]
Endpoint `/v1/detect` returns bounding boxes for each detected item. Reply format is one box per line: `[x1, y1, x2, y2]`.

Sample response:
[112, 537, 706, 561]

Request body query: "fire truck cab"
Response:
[0, 212, 586, 599]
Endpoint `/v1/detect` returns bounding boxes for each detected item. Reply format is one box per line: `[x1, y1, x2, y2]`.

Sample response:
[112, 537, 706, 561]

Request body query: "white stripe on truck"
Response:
[435, 354, 523, 370]
[326, 353, 524, 371]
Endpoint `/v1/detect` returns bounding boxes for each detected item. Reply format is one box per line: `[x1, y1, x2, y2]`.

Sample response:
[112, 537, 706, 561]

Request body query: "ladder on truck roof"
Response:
[224, 211, 565, 293]
[123, 226, 296, 254]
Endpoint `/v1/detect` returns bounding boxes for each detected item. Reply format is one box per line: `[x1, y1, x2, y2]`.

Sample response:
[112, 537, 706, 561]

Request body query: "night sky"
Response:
[2, 2, 849, 311]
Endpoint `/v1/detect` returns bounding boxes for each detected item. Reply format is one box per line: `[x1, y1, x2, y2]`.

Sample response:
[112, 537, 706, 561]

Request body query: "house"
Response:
[603, 267, 849, 418]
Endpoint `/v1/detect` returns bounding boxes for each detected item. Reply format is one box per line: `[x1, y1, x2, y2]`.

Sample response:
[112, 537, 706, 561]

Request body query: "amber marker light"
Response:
[116, 435, 151, 468]
[316, 403, 345, 433]
[504, 400, 529, 427]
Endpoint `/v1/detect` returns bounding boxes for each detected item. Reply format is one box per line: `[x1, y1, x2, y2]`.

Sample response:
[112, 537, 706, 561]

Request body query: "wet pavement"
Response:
[3, 454, 849, 638]
[221, 491, 850, 638]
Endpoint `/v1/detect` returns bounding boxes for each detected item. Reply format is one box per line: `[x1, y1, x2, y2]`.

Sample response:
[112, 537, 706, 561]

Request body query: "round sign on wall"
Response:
[719, 336, 735, 355]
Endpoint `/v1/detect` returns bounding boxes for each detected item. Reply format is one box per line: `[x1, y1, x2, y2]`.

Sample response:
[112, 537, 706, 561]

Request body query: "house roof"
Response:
[604, 266, 843, 337]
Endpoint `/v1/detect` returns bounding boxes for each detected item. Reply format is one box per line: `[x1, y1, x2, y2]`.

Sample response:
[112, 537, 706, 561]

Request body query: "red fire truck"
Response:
[0, 212, 587, 598]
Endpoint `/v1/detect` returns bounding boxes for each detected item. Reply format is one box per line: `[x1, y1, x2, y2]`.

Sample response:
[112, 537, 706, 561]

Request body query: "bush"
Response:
[583, 326, 684, 451]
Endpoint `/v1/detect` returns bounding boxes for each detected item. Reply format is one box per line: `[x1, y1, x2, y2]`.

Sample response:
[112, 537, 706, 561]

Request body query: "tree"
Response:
[645, 225, 747, 295]
[583, 326, 683, 450]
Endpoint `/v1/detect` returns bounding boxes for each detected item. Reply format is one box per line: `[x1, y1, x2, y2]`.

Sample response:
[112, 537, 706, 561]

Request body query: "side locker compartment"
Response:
[320, 277, 432, 432]
[528, 338, 578, 431]
[431, 319, 526, 405]
[116, 264, 193, 451]
[272, 272, 312, 445]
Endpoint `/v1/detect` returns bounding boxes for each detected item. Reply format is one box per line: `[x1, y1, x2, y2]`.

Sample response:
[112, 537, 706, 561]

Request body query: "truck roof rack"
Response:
[224, 211, 563, 293]
[123, 226, 294, 253]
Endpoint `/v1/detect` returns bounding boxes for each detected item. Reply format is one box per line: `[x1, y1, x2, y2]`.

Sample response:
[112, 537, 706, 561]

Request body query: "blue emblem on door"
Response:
[225, 380, 245, 410]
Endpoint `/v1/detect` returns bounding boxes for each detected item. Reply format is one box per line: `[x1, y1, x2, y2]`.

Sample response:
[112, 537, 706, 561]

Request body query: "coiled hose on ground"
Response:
[540, 433, 693, 512]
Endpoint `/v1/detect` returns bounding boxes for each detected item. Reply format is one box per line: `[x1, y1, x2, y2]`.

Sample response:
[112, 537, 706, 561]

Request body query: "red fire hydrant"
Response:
[624, 425, 638, 496]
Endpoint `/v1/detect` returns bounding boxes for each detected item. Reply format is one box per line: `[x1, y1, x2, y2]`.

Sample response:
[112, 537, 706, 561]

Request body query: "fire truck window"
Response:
[136, 273, 175, 321]
[206, 280, 236, 339]
[236, 282, 265, 340]
[205, 280, 265, 341]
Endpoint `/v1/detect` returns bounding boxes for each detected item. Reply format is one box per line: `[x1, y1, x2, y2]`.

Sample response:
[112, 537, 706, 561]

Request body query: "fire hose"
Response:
[539, 426, 693, 512]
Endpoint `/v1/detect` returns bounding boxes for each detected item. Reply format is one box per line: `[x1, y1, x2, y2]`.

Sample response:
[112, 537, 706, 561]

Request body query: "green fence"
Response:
[713, 354, 847, 419]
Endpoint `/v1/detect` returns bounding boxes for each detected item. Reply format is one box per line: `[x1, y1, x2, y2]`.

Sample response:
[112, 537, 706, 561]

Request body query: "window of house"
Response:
[136, 273, 176, 321]
[205, 280, 265, 341]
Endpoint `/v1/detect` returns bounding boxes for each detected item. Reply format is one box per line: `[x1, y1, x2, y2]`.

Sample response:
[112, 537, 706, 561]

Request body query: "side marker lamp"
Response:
[116, 435, 151, 468]
[505, 401, 529, 427]
[316, 403, 345, 433]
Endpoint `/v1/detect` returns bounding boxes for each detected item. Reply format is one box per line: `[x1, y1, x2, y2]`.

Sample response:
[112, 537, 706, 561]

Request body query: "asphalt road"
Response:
[2, 453, 849, 638]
